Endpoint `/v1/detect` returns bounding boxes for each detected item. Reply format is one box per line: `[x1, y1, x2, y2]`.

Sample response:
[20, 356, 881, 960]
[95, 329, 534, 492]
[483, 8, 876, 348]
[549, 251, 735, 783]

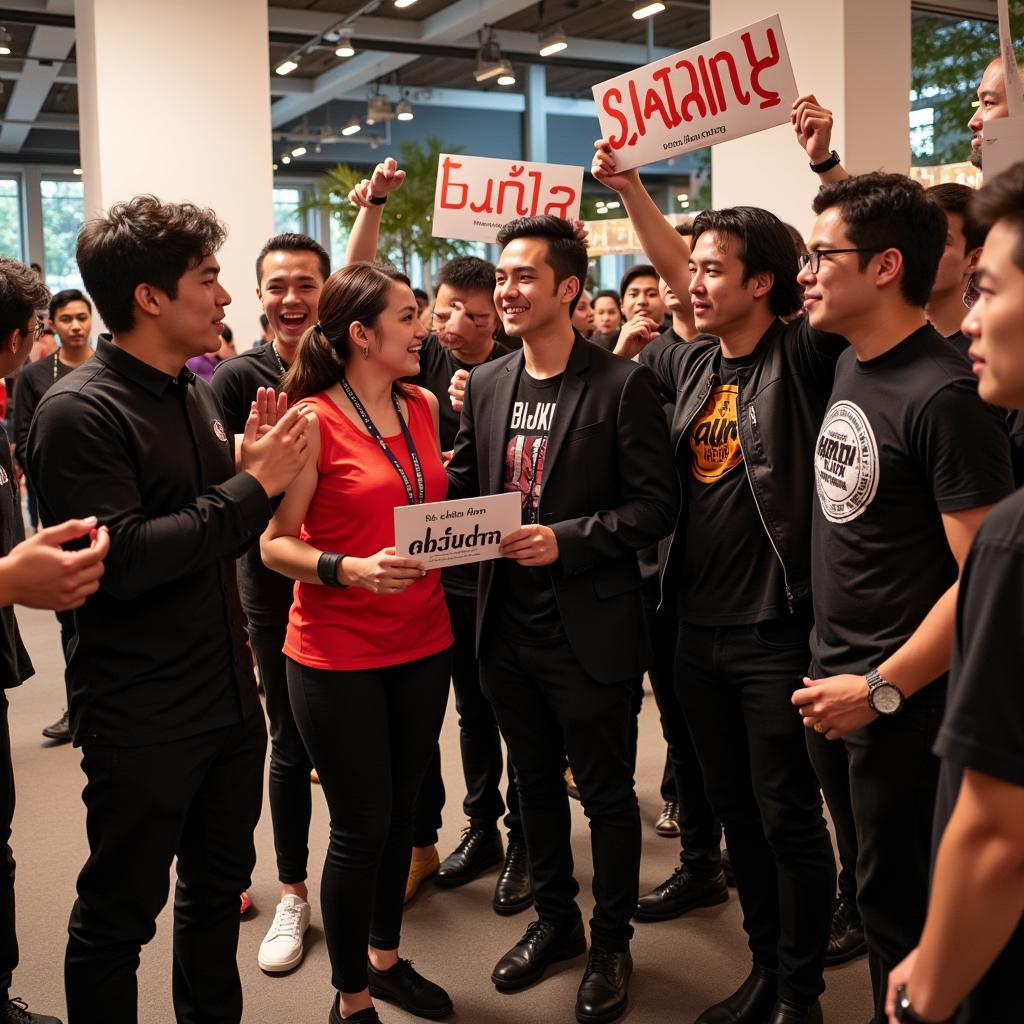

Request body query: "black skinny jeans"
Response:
[676, 615, 835, 1007]
[0, 692, 16, 1004]
[805, 728, 859, 905]
[250, 621, 312, 884]
[287, 650, 450, 994]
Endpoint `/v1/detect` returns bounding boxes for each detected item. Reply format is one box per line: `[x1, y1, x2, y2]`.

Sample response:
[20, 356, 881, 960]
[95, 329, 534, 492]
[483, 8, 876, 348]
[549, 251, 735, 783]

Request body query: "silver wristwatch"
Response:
[866, 668, 905, 715]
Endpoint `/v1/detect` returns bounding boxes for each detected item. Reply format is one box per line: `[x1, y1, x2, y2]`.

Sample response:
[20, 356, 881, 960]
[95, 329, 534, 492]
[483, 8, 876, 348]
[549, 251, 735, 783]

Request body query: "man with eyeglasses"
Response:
[404, 257, 531, 915]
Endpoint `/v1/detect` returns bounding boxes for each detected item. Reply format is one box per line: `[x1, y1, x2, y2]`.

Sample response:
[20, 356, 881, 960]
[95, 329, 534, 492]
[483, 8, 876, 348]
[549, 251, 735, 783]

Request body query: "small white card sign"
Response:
[592, 14, 798, 171]
[394, 491, 522, 569]
[982, 116, 1024, 180]
[432, 154, 583, 244]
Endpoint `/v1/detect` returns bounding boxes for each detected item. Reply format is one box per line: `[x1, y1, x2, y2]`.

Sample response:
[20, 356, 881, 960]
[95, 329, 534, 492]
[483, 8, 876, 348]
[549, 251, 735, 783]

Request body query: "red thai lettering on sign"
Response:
[438, 157, 579, 217]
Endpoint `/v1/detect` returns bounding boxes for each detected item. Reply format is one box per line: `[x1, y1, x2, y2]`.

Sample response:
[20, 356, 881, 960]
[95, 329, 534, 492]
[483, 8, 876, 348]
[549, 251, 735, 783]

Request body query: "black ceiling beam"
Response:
[0, 8, 74, 28]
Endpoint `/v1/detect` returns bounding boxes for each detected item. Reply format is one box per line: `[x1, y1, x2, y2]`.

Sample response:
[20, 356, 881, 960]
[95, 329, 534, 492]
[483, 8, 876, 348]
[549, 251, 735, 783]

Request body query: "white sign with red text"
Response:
[431, 154, 583, 244]
[592, 14, 798, 172]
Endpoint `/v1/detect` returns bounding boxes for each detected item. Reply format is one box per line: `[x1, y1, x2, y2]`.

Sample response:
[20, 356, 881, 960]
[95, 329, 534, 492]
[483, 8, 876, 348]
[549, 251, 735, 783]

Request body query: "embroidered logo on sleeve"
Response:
[814, 401, 880, 523]
[211, 419, 228, 444]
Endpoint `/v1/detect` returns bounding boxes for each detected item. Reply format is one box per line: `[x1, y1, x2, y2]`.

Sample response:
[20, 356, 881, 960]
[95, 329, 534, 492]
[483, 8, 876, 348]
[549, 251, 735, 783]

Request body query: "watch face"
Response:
[873, 684, 902, 714]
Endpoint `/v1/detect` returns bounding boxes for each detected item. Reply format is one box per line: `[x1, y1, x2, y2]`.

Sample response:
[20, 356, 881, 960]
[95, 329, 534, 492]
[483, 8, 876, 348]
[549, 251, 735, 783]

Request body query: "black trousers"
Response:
[64, 710, 267, 1024]
[287, 650, 450, 994]
[660, 755, 676, 803]
[805, 728, 858, 904]
[0, 691, 17, 1003]
[676, 617, 834, 1006]
[250, 620, 313, 884]
[808, 702, 942, 1023]
[646, 606, 722, 874]
[480, 633, 640, 952]
[413, 594, 520, 847]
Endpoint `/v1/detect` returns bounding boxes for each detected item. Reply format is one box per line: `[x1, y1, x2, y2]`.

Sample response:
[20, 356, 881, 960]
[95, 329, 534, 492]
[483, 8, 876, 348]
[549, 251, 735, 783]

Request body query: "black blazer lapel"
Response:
[488, 350, 524, 493]
[537, 336, 591, 499]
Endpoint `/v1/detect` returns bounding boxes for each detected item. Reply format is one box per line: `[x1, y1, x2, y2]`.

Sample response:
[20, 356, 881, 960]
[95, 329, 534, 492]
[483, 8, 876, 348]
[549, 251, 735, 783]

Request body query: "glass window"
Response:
[328, 213, 349, 269]
[40, 178, 85, 292]
[0, 178, 23, 262]
[273, 187, 306, 234]
[909, 106, 936, 158]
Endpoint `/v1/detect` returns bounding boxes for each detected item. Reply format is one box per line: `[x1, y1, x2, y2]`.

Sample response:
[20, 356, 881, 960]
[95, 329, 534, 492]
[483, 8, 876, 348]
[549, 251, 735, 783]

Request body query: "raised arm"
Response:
[345, 157, 407, 265]
[791, 94, 851, 185]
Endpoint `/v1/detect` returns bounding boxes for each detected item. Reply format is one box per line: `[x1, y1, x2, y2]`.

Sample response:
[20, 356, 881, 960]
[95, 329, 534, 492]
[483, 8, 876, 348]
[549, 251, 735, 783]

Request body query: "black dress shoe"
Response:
[635, 867, 728, 921]
[695, 964, 778, 1024]
[825, 896, 866, 966]
[41, 708, 70, 743]
[491, 919, 587, 992]
[493, 836, 534, 915]
[367, 958, 452, 1019]
[328, 998, 381, 1024]
[2, 997, 63, 1024]
[766, 998, 822, 1024]
[575, 947, 632, 1024]
[435, 827, 503, 888]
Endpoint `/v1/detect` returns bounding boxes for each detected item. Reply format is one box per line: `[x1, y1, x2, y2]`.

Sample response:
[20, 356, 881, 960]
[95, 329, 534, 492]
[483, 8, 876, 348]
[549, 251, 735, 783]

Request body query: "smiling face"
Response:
[622, 274, 664, 323]
[687, 230, 768, 337]
[358, 280, 429, 381]
[593, 295, 621, 334]
[257, 249, 326, 356]
[52, 299, 92, 350]
[495, 237, 577, 339]
[432, 282, 498, 363]
[961, 219, 1024, 408]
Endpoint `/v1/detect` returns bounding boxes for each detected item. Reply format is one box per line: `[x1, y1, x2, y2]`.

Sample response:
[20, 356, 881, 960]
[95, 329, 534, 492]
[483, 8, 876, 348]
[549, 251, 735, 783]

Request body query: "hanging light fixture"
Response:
[0, 27, 11, 56]
[632, 1, 666, 19]
[335, 29, 355, 58]
[342, 117, 362, 136]
[275, 57, 299, 76]
[396, 97, 414, 122]
[538, 27, 568, 57]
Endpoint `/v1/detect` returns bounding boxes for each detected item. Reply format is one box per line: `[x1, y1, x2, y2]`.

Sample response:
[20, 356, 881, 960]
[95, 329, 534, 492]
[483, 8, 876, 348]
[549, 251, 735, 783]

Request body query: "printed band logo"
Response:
[690, 384, 743, 484]
[0, 465, 8, 488]
[211, 419, 228, 444]
[814, 400, 879, 524]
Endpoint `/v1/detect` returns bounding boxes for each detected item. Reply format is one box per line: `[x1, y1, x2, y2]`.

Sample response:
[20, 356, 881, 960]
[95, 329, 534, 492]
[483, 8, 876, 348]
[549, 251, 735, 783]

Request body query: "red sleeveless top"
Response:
[284, 385, 452, 671]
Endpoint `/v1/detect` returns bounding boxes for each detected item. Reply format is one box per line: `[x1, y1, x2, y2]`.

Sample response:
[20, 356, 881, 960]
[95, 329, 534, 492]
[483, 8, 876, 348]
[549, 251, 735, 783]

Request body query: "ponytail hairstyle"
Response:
[283, 261, 411, 402]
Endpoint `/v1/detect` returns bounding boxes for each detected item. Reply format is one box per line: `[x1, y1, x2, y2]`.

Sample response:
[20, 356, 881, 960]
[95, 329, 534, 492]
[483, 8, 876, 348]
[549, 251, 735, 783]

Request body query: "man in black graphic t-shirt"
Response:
[446, 216, 675, 1024]
[791, 173, 1013, 1024]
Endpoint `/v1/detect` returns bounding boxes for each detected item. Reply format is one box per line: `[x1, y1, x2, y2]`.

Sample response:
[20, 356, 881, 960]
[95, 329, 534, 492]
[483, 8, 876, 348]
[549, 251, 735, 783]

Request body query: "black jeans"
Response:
[805, 728, 859, 905]
[480, 633, 640, 952]
[813, 702, 942, 1023]
[64, 710, 267, 1024]
[676, 616, 834, 1006]
[250, 620, 313, 884]
[0, 692, 16, 1003]
[413, 593, 520, 847]
[646, 605, 722, 874]
[287, 649, 450, 994]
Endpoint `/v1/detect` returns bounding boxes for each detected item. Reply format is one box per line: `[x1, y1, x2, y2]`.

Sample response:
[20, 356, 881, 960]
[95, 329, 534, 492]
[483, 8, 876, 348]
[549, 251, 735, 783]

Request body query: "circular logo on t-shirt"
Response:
[211, 418, 228, 443]
[690, 384, 743, 484]
[814, 400, 879, 523]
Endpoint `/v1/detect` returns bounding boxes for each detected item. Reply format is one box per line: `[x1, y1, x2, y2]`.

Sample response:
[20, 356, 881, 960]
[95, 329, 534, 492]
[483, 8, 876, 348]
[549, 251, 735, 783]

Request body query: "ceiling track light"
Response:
[632, 1, 666, 19]
[275, 58, 299, 76]
[0, 26, 13, 55]
[335, 28, 355, 58]
[291, 145, 307, 158]
[395, 97, 413, 122]
[366, 93, 393, 125]
[281, 153, 292, 164]
[538, 27, 568, 57]
[342, 117, 362, 136]
[497, 68, 516, 86]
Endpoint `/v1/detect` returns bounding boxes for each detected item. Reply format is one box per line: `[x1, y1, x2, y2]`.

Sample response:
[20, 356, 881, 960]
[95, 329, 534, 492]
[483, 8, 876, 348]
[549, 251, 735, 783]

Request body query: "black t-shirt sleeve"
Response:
[785, 316, 847, 391]
[936, 535, 1024, 787]
[913, 382, 1014, 513]
[210, 359, 249, 435]
[12, 368, 40, 470]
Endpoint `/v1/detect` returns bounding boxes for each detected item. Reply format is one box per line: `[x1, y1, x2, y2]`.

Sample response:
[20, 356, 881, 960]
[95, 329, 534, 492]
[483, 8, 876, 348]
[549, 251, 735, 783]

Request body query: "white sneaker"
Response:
[257, 894, 310, 973]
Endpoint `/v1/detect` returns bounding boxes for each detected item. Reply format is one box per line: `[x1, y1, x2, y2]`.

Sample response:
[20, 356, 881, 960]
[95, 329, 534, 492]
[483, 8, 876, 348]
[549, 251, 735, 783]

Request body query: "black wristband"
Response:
[317, 551, 348, 588]
[894, 985, 953, 1024]
[810, 149, 841, 173]
[370, 194, 387, 206]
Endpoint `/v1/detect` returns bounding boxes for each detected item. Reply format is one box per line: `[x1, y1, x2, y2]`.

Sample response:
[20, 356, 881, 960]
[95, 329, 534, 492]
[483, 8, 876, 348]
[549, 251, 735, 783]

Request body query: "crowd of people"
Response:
[0, 52, 1022, 1024]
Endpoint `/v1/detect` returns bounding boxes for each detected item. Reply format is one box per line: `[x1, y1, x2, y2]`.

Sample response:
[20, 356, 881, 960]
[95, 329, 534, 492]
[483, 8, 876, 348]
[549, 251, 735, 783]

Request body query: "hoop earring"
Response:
[362, 346, 369, 360]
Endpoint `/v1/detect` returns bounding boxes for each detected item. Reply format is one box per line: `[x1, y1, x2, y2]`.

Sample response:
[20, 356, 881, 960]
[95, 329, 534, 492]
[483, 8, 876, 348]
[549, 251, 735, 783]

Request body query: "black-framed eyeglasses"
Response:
[798, 248, 883, 274]
[431, 303, 492, 329]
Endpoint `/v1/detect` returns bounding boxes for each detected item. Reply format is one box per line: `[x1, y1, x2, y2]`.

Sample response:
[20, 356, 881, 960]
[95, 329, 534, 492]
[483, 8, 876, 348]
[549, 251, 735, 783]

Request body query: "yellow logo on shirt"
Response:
[690, 384, 743, 484]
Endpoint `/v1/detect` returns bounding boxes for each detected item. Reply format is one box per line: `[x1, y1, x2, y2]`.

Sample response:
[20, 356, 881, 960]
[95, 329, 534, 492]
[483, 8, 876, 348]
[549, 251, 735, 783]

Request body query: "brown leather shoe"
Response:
[404, 848, 440, 903]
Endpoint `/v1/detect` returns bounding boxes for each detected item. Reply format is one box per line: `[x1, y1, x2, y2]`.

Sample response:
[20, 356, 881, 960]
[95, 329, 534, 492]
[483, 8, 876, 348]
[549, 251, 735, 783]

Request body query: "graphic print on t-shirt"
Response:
[505, 396, 557, 523]
[690, 384, 743, 484]
[814, 400, 880, 523]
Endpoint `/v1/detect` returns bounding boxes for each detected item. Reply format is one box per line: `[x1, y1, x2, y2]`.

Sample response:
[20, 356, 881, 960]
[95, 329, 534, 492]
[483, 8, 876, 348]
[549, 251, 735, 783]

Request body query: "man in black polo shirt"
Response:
[0, 257, 110, 1024]
[27, 196, 313, 1024]
[790, 173, 1013, 1023]
[406, 257, 527, 914]
[883, 161, 1024, 1024]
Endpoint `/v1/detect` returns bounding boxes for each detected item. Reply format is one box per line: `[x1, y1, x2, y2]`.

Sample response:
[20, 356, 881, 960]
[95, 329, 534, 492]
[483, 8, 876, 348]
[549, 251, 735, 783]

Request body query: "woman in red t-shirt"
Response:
[262, 262, 453, 1024]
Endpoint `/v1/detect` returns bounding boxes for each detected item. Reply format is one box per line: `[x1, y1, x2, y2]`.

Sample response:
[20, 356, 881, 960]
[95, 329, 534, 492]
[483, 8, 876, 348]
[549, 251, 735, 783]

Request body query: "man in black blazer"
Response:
[446, 215, 676, 1024]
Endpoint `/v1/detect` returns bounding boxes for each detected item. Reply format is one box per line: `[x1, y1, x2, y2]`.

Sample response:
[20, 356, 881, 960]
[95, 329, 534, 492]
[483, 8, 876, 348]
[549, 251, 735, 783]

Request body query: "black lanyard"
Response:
[339, 377, 425, 506]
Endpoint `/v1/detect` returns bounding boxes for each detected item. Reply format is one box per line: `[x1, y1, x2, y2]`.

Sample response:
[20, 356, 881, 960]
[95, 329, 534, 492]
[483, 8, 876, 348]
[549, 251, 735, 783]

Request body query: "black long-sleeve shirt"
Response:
[0, 428, 33, 690]
[12, 352, 74, 474]
[27, 337, 272, 746]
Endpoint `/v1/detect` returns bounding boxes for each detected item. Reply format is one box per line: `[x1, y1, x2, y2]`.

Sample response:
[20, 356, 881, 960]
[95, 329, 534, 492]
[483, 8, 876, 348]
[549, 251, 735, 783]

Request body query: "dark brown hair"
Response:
[496, 215, 588, 315]
[971, 161, 1024, 273]
[0, 257, 50, 341]
[256, 232, 330, 284]
[283, 261, 411, 402]
[76, 195, 225, 333]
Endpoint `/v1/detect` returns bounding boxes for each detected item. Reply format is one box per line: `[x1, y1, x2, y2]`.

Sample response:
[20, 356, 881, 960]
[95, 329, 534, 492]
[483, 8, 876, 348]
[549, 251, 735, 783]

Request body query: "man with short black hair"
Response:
[446, 214, 676, 1024]
[791, 170, 1014, 1023]
[28, 195, 313, 1023]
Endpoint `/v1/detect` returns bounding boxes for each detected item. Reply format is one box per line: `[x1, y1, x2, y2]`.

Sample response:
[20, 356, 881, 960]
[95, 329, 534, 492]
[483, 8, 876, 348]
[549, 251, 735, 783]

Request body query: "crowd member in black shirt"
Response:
[594, 138, 840, 1024]
[884, 161, 1024, 1024]
[27, 196, 314, 1024]
[446, 216, 676, 1024]
[789, 170, 1013, 1023]
[12, 288, 95, 747]
[402, 256, 529, 913]
[0, 257, 110, 1024]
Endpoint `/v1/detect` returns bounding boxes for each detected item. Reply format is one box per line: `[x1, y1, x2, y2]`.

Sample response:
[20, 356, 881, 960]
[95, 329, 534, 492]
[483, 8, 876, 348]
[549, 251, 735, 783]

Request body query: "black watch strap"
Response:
[317, 551, 348, 588]
[894, 984, 953, 1023]
[370, 194, 387, 206]
[810, 149, 841, 173]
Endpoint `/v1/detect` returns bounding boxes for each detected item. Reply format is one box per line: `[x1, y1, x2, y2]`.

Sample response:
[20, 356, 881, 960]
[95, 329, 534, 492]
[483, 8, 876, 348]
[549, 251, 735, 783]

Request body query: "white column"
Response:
[709, 0, 911, 238]
[524, 64, 548, 164]
[74, 0, 274, 339]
